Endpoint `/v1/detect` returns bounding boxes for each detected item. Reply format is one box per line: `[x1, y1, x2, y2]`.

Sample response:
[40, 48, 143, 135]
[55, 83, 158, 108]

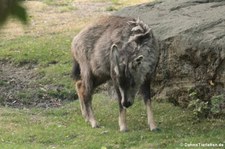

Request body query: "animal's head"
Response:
[110, 18, 155, 108]
[110, 44, 144, 108]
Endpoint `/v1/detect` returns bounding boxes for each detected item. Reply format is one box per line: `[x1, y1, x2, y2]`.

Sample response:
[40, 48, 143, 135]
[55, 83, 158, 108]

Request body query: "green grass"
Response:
[106, 6, 118, 11]
[0, 33, 73, 66]
[42, 0, 74, 6]
[0, 32, 78, 103]
[1, 25, 224, 149]
[59, 5, 78, 13]
[0, 95, 224, 148]
[0, 0, 224, 148]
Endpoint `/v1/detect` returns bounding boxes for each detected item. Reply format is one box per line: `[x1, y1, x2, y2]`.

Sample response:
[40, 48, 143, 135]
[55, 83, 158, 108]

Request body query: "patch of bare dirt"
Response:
[0, 62, 66, 108]
[0, 62, 35, 107]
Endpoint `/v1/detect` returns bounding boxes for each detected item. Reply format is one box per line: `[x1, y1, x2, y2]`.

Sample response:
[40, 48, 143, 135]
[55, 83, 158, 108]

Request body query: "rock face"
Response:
[115, 0, 225, 107]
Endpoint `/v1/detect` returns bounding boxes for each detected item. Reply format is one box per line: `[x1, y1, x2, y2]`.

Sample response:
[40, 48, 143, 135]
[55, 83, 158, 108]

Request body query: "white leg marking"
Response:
[88, 106, 98, 128]
[119, 108, 128, 132]
[80, 101, 89, 122]
[146, 100, 157, 131]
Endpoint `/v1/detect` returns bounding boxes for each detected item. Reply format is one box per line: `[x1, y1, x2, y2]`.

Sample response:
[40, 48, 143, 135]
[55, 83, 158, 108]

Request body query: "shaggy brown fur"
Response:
[71, 15, 159, 131]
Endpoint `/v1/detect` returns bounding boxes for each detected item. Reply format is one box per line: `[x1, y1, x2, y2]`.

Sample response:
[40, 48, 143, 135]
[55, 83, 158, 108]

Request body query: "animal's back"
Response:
[72, 16, 134, 58]
[71, 16, 135, 81]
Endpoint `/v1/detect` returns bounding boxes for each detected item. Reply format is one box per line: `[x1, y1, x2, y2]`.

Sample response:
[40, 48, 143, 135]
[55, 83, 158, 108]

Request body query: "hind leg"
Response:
[75, 80, 98, 128]
[75, 80, 88, 120]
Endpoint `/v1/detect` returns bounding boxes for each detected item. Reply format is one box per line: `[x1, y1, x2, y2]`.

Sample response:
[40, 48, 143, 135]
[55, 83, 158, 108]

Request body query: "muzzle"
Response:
[121, 100, 133, 108]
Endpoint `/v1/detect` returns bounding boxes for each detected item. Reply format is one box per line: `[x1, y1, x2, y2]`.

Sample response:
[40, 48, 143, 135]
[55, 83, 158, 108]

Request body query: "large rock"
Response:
[115, 0, 225, 107]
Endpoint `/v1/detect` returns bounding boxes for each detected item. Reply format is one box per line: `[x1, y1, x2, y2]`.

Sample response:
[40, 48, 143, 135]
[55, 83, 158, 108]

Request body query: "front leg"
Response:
[119, 106, 128, 132]
[115, 87, 128, 132]
[145, 99, 157, 131]
[140, 78, 158, 131]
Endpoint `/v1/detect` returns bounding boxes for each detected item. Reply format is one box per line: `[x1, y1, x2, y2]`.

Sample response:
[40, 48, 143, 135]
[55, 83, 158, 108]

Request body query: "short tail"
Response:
[72, 59, 81, 81]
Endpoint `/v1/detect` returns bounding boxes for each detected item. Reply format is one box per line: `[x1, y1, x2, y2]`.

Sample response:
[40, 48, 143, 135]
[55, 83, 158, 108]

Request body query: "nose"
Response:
[122, 100, 133, 108]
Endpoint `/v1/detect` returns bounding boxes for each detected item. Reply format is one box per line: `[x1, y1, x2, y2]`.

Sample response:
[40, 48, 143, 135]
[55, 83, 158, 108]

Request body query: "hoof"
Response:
[151, 128, 161, 132]
[91, 123, 100, 128]
[120, 128, 129, 132]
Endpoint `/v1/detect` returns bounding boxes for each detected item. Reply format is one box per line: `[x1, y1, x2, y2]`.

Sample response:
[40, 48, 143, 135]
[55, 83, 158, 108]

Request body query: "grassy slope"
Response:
[0, 32, 77, 103]
[0, 95, 224, 149]
[0, 0, 224, 148]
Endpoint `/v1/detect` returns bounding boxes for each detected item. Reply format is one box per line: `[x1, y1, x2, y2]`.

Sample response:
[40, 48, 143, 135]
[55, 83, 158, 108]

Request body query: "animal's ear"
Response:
[128, 18, 152, 44]
[110, 44, 120, 75]
[129, 28, 152, 43]
[130, 55, 144, 70]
